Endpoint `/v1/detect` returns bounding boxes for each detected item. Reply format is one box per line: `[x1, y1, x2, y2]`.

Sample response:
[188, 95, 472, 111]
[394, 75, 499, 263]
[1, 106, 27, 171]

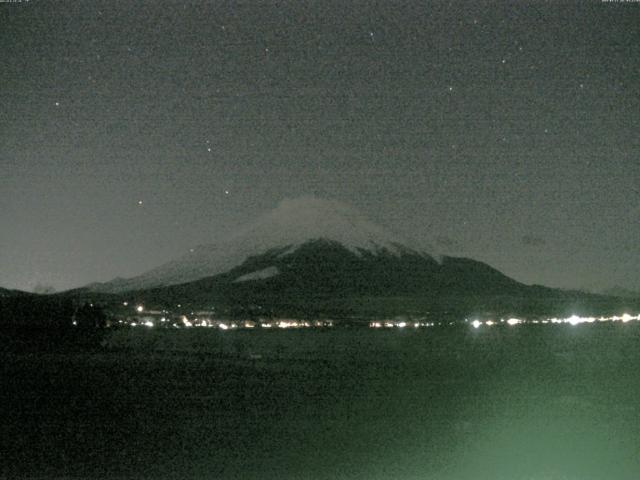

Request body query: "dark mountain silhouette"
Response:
[0, 287, 32, 298]
[113, 239, 632, 319]
[67, 197, 638, 319]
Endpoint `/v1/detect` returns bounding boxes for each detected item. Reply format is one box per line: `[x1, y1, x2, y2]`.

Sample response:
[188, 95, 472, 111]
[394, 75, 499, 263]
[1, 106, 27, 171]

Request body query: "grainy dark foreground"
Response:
[2, 325, 640, 480]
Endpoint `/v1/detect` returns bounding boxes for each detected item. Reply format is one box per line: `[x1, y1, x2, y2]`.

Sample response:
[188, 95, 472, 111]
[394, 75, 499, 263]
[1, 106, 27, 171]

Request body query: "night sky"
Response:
[1, 1, 639, 293]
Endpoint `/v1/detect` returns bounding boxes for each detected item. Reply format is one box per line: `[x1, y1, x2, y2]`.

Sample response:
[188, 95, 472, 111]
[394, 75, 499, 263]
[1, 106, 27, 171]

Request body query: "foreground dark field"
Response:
[2, 325, 640, 480]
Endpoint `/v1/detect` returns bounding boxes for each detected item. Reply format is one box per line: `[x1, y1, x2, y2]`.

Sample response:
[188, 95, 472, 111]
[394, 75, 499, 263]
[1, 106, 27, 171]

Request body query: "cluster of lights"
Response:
[124, 306, 334, 330]
[369, 321, 433, 329]
[168, 319, 335, 330]
[127, 319, 335, 330]
[470, 313, 640, 329]
[122, 303, 640, 331]
[276, 320, 309, 328]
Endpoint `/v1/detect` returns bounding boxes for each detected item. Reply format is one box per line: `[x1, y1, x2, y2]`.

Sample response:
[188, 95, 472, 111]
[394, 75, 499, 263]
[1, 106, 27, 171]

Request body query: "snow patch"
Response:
[233, 266, 280, 283]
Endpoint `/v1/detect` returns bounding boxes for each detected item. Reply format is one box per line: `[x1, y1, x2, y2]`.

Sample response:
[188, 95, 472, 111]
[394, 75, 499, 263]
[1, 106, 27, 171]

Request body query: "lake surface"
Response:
[2, 324, 640, 479]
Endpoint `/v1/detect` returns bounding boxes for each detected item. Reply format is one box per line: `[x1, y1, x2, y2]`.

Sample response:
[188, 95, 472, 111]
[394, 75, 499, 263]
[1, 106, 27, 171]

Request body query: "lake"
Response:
[2, 323, 640, 479]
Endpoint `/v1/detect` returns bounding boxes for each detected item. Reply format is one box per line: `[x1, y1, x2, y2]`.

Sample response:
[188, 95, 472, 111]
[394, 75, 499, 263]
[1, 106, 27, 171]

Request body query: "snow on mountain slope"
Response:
[89, 197, 433, 293]
[232, 197, 411, 255]
[233, 266, 280, 283]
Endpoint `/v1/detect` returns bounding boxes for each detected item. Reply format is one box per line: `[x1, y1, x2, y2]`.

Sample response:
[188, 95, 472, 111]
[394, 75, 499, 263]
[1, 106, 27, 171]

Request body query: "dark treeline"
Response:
[0, 296, 106, 350]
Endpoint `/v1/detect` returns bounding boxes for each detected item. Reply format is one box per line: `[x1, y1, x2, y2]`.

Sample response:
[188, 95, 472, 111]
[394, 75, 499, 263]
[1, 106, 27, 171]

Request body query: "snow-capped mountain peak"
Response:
[89, 197, 431, 293]
[229, 196, 413, 256]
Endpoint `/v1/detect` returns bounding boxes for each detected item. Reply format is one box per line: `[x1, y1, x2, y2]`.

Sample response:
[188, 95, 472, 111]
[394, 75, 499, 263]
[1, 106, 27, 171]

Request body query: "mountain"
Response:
[81, 197, 637, 319]
[112, 237, 629, 319]
[0, 287, 32, 298]
[89, 197, 433, 293]
[81, 197, 640, 319]
[600, 286, 640, 300]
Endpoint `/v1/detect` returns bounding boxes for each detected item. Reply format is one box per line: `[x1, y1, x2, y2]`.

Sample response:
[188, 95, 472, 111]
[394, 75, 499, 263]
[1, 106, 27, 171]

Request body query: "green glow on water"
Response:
[3, 325, 640, 479]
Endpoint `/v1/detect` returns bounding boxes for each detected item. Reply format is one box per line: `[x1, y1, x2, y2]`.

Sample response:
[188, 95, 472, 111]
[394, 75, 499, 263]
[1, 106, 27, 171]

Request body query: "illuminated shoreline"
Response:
[111, 304, 640, 331]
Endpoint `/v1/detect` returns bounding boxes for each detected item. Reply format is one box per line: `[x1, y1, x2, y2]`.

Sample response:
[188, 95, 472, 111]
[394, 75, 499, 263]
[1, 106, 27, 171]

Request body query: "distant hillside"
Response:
[601, 286, 640, 300]
[0, 287, 32, 298]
